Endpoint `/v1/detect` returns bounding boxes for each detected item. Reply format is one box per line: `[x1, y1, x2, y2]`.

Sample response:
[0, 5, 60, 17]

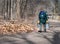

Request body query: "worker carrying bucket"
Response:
[37, 9, 48, 32]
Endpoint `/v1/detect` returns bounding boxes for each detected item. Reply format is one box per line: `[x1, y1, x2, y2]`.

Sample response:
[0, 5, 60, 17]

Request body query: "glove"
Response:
[46, 20, 48, 23]
[37, 21, 40, 24]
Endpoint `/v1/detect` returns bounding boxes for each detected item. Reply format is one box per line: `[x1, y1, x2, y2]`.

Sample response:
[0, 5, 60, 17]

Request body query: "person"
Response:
[38, 9, 48, 32]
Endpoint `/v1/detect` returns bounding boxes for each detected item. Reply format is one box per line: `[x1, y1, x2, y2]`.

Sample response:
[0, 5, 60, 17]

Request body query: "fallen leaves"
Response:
[0, 23, 37, 35]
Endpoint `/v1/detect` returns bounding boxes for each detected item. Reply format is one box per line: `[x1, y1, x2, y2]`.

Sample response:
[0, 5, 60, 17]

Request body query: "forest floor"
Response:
[0, 21, 60, 44]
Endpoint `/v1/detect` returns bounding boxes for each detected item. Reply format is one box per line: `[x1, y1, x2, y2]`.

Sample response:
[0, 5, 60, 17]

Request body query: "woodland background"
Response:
[0, 0, 60, 23]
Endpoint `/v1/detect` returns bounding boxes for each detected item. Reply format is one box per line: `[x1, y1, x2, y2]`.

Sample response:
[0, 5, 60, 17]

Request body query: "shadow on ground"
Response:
[0, 33, 35, 44]
[43, 31, 60, 44]
[0, 31, 60, 44]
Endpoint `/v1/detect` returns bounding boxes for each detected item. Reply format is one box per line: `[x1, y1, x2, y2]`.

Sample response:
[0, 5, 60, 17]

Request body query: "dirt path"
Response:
[0, 22, 60, 44]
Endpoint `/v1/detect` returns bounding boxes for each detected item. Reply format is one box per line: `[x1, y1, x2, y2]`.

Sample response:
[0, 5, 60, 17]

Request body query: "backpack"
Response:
[39, 11, 47, 24]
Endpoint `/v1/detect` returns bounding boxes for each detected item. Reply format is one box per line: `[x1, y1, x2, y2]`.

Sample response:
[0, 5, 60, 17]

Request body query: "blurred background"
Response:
[0, 0, 60, 24]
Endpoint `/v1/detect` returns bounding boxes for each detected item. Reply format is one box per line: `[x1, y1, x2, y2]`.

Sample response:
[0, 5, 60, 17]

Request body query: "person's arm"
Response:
[45, 13, 48, 21]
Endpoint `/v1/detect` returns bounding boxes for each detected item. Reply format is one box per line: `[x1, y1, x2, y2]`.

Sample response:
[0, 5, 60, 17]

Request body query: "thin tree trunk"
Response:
[16, 0, 20, 20]
[4, 0, 8, 20]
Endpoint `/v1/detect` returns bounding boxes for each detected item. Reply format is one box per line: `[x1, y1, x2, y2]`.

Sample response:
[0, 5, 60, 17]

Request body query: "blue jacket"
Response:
[39, 11, 48, 24]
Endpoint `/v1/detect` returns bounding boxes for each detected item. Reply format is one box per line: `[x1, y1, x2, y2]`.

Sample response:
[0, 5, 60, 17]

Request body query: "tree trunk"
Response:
[16, 0, 20, 20]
